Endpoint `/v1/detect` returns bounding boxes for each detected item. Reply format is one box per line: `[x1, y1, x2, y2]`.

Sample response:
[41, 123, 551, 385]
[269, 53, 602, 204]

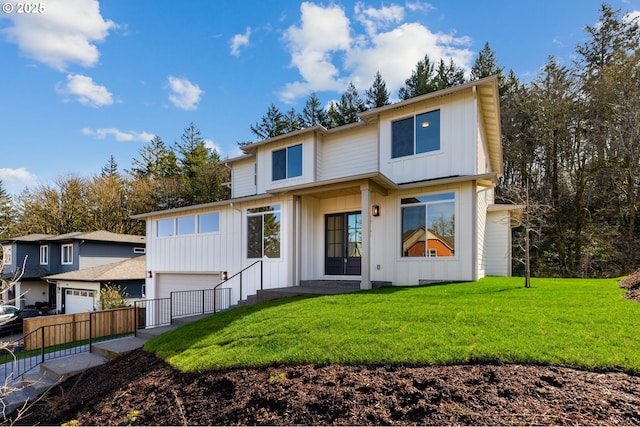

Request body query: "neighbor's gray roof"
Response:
[47, 231, 145, 245]
[44, 256, 146, 282]
[0, 234, 55, 244]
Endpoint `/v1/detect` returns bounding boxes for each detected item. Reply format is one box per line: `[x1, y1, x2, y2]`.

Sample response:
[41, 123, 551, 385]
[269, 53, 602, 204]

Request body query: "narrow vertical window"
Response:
[61, 244, 73, 264]
[40, 245, 49, 265]
[247, 205, 281, 258]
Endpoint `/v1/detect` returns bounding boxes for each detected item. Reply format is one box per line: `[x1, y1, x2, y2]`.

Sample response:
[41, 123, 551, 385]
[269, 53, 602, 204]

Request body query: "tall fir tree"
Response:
[365, 71, 390, 109]
[300, 92, 329, 128]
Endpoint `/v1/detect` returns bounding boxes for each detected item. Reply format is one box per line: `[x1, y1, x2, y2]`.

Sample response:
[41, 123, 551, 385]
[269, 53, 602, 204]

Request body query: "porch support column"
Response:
[360, 183, 372, 290]
[286, 195, 300, 287]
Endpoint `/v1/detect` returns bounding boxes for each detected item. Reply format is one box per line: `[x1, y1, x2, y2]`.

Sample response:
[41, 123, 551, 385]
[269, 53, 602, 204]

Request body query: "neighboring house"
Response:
[44, 256, 146, 314]
[0, 231, 146, 312]
[134, 76, 519, 306]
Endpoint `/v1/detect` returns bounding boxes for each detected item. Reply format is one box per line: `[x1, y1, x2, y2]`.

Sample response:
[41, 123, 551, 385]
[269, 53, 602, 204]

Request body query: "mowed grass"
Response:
[144, 276, 640, 373]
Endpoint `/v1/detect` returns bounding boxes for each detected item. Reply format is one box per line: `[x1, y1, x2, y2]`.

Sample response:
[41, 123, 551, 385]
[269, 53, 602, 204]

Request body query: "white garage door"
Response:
[65, 289, 96, 314]
[156, 273, 223, 318]
[156, 273, 222, 299]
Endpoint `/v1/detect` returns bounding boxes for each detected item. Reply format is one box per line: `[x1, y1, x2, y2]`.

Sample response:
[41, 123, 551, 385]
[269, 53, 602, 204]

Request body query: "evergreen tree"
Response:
[433, 58, 466, 90]
[130, 136, 179, 178]
[0, 181, 15, 235]
[101, 155, 119, 177]
[398, 54, 437, 100]
[284, 108, 303, 133]
[250, 104, 287, 140]
[365, 71, 390, 109]
[470, 42, 508, 98]
[328, 82, 366, 127]
[300, 92, 329, 128]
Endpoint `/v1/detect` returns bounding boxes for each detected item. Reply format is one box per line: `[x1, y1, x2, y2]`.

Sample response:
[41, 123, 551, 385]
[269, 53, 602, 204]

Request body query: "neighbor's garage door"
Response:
[64, 289, 96, 314]
[156, 273, 223, 318]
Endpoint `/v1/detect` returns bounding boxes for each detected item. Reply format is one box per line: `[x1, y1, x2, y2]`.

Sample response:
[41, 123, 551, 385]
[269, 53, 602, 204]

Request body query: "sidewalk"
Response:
[1, 315, 207, 417]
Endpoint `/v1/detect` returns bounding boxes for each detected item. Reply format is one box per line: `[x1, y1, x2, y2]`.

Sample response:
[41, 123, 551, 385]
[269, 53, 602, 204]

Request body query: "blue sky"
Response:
[1, 0, 638, 195]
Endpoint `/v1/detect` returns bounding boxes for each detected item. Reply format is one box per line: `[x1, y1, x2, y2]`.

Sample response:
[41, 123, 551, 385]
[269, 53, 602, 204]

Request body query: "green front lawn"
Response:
[144, 276, 640, 373]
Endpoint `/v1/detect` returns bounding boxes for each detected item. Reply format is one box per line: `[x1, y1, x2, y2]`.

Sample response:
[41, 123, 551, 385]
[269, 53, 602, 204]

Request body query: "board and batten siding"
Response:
[317, 125, 378, 181]
[379, 91, 478, 184]
[231, 158, 257, 198]
[369, 182, 476, 285]
[145, 198, 291, 302]
[485, 209, 512, 276]
[258, 134, 316, 194]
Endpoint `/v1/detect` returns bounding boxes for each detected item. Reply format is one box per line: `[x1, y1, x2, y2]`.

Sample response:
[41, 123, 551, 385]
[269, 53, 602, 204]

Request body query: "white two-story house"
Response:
[134, 76, 517, 304]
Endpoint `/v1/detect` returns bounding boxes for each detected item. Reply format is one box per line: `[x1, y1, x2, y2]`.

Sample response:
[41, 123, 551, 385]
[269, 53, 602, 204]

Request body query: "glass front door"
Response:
[325, 212, 362, 275]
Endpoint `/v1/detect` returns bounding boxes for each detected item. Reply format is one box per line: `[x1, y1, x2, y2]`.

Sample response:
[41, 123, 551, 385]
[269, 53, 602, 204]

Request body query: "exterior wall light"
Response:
[221, 271, 228, 281]
[147, 271, 153, 278]
[372, 205, 381, 217]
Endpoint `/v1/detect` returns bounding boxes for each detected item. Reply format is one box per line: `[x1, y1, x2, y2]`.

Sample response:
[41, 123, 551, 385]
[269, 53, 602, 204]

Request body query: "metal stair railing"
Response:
[213, 260, 263, 312]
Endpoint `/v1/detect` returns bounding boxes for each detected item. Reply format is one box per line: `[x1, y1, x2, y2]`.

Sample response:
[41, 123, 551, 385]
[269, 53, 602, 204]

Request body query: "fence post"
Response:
[41, 328, 45, 364]
[202, 290, 205, 315]
[261, 260, 264, 291]
[89, 312, 93, 352]
[240, 273, 243, 302]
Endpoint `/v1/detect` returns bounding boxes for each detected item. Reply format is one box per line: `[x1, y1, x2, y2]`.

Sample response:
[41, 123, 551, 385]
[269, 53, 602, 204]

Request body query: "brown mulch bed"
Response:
[9, 278, 640, 426]
[10, 348, 640, 426]
[620, 268, 640, 302]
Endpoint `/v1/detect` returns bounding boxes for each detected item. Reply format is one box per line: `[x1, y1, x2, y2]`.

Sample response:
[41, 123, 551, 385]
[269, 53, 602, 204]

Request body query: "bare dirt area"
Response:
[11, 347, 640, 426]
[11, 279, 640, 426]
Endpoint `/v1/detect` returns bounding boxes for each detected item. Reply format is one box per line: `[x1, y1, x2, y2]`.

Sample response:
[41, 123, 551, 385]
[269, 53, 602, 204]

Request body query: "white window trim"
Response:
[61, 244, 73, 265]
[40, 245, 49, 265]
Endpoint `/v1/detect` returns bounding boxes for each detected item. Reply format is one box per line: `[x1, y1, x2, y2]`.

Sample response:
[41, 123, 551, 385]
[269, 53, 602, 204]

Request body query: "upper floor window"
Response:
[3, 246, 12, 265]
[392, 109, 441, 159]
[40, 245, 49, 265]
[198, 213, 220, 233]
[176, 215, 196, 235]
[157, 219, 174, 237]
[247, 205, 281, 258]
[401, 192, 455, 258]
[61, 244, 73, 265]
[272, 144, 302, 181]
[157, 213, 221, 237]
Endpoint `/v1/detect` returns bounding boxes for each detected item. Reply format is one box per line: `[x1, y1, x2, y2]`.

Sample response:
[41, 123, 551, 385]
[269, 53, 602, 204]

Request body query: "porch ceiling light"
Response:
[421, 121, 430, 128]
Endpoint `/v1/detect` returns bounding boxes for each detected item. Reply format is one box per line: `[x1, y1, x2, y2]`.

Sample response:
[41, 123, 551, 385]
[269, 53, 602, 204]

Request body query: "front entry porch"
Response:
[243, 280, 361, 305]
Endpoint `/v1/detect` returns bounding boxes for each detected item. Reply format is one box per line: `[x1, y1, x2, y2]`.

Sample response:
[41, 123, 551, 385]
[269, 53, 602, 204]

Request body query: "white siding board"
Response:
[318, 126, 377, 181]
[485, 210, 511, 276]
[232, 159, 256, 198]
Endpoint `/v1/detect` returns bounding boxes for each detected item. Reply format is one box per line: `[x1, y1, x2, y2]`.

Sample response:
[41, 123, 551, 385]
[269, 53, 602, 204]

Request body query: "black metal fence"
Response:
[0, 287, 232, 380]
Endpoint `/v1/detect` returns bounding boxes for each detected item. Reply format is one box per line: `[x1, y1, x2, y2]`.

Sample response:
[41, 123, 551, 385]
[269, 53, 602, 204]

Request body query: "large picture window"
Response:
[272, 144, 302, 181]
[247, 205, 281, 258]
[401, 192, 455, 257]
[392, 109, 440, 158]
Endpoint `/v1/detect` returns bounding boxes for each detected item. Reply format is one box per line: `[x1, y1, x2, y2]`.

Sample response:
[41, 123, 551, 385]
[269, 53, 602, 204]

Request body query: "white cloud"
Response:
[624, 10, 640, 23]
[82, 128, 154, 142]
[354, 2, 404, 37]
[204, 139, 222, 156]
[2, 0, 117, 71]
[279, 1, 474, 103]
[230, 27, 251, 57]
[0, 168, 39, 194]
[280, 2, 352, 102]
[167, 76, 204, 110]
[56, 74, 113, 107]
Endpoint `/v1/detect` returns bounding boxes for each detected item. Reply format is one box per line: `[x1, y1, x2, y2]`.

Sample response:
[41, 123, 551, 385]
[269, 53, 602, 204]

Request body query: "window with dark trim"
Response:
[401, 192, 455, 257]
[392, 109, 441, 158]
[272, 144, 302, 181]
